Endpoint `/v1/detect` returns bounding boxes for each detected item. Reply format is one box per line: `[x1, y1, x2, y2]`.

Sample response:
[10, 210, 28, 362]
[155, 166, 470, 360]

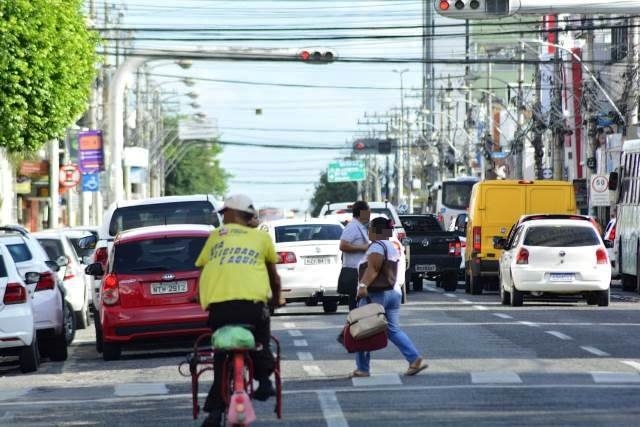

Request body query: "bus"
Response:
[428, 176, 479, 229]
[610, 139, 640, 293]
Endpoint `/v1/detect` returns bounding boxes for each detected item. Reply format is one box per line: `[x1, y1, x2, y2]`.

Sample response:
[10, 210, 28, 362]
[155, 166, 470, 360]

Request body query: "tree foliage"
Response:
[0, 0, 100, 152]
[309, 171, 357, 217]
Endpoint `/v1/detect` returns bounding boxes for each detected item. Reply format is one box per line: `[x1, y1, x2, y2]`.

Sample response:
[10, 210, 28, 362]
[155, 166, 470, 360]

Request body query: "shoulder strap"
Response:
[373, 240, 387, 260]
[356, 222, 369, 243]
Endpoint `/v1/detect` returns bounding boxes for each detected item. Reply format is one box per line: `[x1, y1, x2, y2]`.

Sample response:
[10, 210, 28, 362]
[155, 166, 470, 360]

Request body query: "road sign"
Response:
[327, 160, 366, 183]
[59, 164, 81, 188]
[590, 174, 609, 207]
[542, 168, 553, 179]
[81, 172, 100, 192]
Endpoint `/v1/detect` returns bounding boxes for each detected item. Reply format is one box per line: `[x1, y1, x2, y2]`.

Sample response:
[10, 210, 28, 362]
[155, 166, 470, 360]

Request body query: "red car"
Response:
[85, 224, 213, 361]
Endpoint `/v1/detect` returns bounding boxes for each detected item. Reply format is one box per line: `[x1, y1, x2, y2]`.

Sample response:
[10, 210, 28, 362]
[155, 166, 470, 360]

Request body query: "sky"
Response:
[110, 0, 467, 213]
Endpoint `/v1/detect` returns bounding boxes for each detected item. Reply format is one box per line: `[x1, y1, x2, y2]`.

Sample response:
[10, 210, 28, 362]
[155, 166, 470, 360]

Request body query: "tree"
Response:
[309, 171, 358, 217]
[0, 0, 100, 152]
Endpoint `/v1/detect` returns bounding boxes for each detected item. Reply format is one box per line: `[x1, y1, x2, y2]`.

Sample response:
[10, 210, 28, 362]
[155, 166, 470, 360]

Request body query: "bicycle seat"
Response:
[212, 325, 256, 350]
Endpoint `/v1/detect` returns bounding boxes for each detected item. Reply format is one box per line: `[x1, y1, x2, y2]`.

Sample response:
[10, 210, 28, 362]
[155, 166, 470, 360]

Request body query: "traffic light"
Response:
[298, 48, 336, 64]
[378, 139, 392, 154]
[435, 0, 511, 19]
[352, 138, 393, 155]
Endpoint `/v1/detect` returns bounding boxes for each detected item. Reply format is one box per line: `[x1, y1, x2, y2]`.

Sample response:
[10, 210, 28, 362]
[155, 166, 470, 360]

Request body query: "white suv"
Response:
[0, 244, 41, 373]
[0, 226, 71, 361]
[319, 201, 407, 240]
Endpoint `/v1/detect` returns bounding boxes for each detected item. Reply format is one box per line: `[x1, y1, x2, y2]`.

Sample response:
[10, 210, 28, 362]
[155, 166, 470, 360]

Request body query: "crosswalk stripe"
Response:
[591, 372, 640, 383]
[471, 371, 522, 384]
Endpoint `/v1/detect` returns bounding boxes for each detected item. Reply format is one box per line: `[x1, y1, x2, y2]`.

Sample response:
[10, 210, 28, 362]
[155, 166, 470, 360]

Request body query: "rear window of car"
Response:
[6, 243, 32, 263]
[275, 224, 342, 243]
[113, 236, 207, 274]
[0, 255, 7, 277]
[109, 201, 219, 236]
[37, 238, 65, 260]
[68, 237, 93, 258]
[523, 226, 600, 247]
[399, 216, 442, 232]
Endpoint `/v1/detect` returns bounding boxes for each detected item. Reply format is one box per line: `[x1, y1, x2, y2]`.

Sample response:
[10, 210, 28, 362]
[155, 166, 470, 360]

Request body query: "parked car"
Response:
[33, 229, 92, 330]
[0, 226, 71, 360]
[62, 226, 99, 261]
[398, 214, 461, 292]
[0, 244, 41, 373]
[602, 218, 620, 280]
[259, 218, 345, 313]
[494, 217, 610, 307]
[85, 224, 213, 360]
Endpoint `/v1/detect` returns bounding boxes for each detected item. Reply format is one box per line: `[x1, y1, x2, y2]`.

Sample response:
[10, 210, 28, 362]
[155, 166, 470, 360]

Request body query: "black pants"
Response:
[203, 300, 274, 412]
[337, 267, 359, 310]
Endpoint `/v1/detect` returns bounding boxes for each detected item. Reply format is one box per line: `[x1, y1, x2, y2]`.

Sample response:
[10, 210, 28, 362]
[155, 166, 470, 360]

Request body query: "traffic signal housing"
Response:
[435, 0, 510, 19]
[298, 48, 336, 64]
[352, 138, 393, 155]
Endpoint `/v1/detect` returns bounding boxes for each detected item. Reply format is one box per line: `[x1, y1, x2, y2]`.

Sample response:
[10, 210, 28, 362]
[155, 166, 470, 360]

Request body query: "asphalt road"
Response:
[2, 281, 640, 426]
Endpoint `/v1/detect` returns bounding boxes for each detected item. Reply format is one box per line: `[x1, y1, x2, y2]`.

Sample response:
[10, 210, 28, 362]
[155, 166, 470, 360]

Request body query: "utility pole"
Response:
[463, 19, 473, 177]
[552, 19, 565, 181]
[515, 39, 526, 179]
[393, 69, 409, 206]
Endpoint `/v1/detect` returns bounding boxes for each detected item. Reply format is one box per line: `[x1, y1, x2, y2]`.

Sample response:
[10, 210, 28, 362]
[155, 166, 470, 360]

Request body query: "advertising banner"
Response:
[77, 130, 104, 172]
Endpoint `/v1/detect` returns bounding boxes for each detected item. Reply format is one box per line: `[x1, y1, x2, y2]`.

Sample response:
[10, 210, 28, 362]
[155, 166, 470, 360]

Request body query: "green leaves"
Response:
[0, 0, 100, 152]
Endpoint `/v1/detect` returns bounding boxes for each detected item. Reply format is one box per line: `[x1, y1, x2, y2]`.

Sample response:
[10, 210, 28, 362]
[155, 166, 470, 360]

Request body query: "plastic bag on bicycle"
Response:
[212, 326, 256, 350]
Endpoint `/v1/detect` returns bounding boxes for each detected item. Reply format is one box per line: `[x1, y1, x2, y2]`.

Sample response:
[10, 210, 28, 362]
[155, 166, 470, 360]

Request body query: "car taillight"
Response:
[94, 247, 108, 270]
[448, 241, 461, 256]
[596, 248, 608, 265]
[610, 225, 616, 241]
[36, 271, 56, 291]
[472, 226, 481, 252]
[277, 252, 297, 264]
[63, 270, 75, 281]
[516, 248, 529, 265]
[437, 214, 444, 226]
[101, 273, 120, 305]
[3, 282, 27, 304]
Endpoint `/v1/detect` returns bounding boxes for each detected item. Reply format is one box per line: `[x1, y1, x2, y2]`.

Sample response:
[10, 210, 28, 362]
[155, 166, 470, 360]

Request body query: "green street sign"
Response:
[327, 160, 366, 183]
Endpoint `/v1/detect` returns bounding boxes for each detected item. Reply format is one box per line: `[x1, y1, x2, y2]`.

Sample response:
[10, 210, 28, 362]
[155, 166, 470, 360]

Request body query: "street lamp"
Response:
[392, 68, 410, 210]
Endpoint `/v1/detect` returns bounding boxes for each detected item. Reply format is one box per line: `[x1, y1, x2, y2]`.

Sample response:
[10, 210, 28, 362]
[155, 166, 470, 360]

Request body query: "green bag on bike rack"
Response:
[212, 326, 256, 350]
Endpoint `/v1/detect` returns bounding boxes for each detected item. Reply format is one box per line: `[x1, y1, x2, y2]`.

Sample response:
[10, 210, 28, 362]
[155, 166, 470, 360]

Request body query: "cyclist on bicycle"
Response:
[195, 194, 281, 427]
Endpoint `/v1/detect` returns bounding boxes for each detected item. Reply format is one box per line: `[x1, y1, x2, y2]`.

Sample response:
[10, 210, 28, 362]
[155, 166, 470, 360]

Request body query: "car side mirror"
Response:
[604, 240, 614, 249]
[45, 260, 60, 272]
[24, 271, 40, 285]
[493, 237, 507, 250]
[78, 234, 97, 249]
[85, 262, 104, 277]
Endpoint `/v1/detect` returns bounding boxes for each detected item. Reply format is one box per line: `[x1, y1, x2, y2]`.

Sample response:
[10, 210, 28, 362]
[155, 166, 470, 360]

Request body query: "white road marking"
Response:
[113, 383, 168, 396]
[458, 299, 472, 304]
[545, 331, 573, 340]
[317, 391, 349, 427]
[303, 365, 326, 377]
[621, 360, 640, 372]
[293, 339, 308, 347]
[0, 412, 15, 422]
[473, 305, 488, 310]
[591, 372, 640, 383]
[471, 371, 522, 384]
[283, 322, 296, 329]
[297, 351, 314, 361]
[352, 373, 402, 386]
[0, 389, 28, 401]
[288, 330, 303, 337]
[580, 346, 610, 357]
[493, 313, 513, 319]
[444, 293, 457, 298]
[518, 321, 540, 327]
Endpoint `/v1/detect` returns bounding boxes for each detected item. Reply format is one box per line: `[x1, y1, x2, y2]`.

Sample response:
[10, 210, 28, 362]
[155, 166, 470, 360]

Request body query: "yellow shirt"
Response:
[196, 223, 277, 309]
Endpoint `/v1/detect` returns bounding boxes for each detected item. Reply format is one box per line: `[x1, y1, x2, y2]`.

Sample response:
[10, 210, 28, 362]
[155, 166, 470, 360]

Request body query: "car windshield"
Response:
[113, 236, 208, 274]
[6, 243, 32, 263]
[109, 201, 219, 236]
[37, 238, 66, 260]
[523, 226, 600, 247]
[275, 224, 342, 243]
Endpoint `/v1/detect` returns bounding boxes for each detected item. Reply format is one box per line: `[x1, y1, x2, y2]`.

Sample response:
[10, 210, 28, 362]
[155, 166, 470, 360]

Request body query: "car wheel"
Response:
[470, 274, 483, 295]
[464, 272, 470, 293]
[412, 275, 424, 292]
[19, 334, 39, 373]
[76, 309, 88, 330]
[102, 340, 121, 361]
[442, 272, 457, 292]
[94, 318, 103, 353]
[585, 292, 598, 305]
[322, 300, 338, 313]
[597, 288, 610, 307]
[47, 331, 69, 362]
[510, 285, 524, 307]
[404, 270, 412, 293]
[305, 298, 318, 307]
[63, 302, 76, 345]
[499, 277, 510, 305]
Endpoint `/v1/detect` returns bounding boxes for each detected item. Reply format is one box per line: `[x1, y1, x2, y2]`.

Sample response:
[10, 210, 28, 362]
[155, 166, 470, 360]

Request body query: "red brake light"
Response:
[596, 248, 608, 265]
[101, 273, 120, 305]
[448, 241, 461, 257]
[63, 270, 75, 281]
[94, 247, 108, 269]
[3, 282, 27, 304]
[36, 271, 56, 291]
[472, 226, 481, 252]
[516, 248, 529, 264]
[277, 252, 297, 264]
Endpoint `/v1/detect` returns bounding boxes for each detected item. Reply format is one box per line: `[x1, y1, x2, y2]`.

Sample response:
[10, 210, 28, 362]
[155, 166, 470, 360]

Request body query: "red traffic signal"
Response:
[435, 0, 510, 19]
[298, 49, 336, 64]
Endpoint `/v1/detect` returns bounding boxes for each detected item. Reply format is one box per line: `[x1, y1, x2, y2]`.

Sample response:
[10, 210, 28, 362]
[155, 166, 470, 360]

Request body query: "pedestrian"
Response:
[350, 216, 428, 378]
[337, 200, 371, 311]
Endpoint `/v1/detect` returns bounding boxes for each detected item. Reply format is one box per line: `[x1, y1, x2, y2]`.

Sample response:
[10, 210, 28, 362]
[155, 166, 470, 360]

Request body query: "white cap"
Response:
[220, 194, 256, 215]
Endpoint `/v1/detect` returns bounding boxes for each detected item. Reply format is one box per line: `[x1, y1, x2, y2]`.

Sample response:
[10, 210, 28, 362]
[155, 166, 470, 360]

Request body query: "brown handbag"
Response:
[358, 241, 398, 291]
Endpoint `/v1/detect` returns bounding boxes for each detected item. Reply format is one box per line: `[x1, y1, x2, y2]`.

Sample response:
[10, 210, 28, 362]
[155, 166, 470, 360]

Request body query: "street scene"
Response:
[3, 1, 640, 426]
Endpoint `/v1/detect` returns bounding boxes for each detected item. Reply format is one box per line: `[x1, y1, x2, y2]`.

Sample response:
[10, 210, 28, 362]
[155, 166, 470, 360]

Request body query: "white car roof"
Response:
[116, 224, 215, 240]
[263, 218, 344, 228]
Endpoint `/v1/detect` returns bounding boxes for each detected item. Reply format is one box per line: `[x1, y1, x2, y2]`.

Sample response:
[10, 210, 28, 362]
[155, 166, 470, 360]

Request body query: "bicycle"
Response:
[180, 326, 282, 426]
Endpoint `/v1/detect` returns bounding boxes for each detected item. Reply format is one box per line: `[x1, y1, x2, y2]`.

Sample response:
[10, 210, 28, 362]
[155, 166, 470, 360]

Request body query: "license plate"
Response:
[150, 280, 188, 295]
[415, 264, 436, 272]
[304, 256, 333, 265]
[550, 273, 574, 282]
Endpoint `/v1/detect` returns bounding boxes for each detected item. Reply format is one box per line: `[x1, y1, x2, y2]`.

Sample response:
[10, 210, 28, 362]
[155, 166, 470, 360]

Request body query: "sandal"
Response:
[349, 370, 370, 378]
[405, 357, 428, 376]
